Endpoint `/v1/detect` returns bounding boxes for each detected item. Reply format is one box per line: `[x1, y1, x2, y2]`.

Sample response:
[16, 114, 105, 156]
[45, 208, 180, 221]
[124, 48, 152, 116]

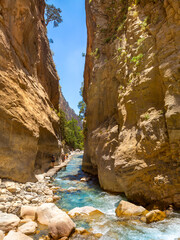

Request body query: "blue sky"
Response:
[46, 0, 87, 114]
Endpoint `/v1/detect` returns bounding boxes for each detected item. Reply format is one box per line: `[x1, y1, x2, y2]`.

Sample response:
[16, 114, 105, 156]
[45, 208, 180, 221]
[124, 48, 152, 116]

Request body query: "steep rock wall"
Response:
[0, 0, 61, 182]
[83, 0, 180, 208]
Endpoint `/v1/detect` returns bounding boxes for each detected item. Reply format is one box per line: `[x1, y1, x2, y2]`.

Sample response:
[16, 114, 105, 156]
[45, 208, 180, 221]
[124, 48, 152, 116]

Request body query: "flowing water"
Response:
[54, 154, 180, 240]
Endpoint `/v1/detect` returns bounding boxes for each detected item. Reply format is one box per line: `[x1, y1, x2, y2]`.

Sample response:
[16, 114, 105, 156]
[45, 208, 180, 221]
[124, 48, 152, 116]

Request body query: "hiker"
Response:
[51, 155, 55, 168]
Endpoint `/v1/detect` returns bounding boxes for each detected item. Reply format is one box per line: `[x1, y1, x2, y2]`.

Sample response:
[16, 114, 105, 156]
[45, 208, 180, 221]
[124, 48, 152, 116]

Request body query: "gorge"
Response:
[0, 0, 179, 239]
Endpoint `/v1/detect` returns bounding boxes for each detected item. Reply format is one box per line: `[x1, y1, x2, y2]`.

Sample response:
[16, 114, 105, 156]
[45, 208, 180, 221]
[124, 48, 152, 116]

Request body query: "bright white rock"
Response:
[18, 221, 37, 234]
[4, 230, 33, 240]
[0, 212, 20, 232]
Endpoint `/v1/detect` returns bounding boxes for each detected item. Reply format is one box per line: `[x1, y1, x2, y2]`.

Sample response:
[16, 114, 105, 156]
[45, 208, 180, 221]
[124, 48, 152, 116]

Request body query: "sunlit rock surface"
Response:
[83, 0, 180, 208]
[0, 0, 61, 182]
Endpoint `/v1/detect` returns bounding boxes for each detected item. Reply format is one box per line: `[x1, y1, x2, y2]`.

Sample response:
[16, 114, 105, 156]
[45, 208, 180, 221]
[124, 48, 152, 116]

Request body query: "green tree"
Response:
[58, 109, 84, 150]
[65, 118, 84, 150]
[58, 109, 67, 141]
[45, 4, 62, 27]
[78, 82, 86, 120]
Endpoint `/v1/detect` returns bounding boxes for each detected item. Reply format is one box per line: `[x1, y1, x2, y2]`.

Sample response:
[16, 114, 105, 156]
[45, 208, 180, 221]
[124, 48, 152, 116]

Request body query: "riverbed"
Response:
[54, 154, 180, 240]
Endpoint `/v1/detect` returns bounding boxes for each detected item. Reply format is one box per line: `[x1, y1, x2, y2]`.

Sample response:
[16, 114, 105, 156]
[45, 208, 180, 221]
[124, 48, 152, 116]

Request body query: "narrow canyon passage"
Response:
[0, 0, 179, 239]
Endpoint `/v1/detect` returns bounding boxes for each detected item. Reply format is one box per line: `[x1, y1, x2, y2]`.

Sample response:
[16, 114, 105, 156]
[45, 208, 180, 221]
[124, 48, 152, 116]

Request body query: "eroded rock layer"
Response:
[0, 0, 61, 182]
[83, 0, 180, 208]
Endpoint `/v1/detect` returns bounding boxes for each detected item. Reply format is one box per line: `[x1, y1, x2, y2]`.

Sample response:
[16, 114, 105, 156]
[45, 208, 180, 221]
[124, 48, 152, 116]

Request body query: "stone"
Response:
[0, 205, 6, 212]
[146, 210, 166, 223]
[115, 200, 147, 217]
[0, 212, 20, 232]
[53, 196, 61, 202]
[46, 197, 54, 203]
[37, 203, 75, 226]
[0, 230, 4, 240]
[25, 195, 34, 202]
[18, 221, 38, 235]
[4, 230, 33, 240]
[80, 177, 90, 182]
[48, 215, 76, 239]
[21, 206, 37, 221]
[68, 206, 103, 218]
[7, 185, 21, 193]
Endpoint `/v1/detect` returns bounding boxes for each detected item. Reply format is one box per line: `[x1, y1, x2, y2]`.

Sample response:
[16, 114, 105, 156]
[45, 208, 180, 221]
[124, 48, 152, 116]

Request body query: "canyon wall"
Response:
[83, 0, 180, 208]
[0, 0, 61, 182]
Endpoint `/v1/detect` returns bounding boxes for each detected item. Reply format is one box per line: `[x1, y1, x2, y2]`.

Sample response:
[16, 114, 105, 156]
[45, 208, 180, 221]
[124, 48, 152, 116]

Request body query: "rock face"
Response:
[0, 0, 61, 182]
[83, 0, 180, 208]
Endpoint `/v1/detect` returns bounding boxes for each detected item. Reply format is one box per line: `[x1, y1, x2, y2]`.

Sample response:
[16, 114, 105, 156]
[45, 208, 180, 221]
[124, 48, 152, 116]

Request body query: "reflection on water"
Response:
[54, 154, 180, 240]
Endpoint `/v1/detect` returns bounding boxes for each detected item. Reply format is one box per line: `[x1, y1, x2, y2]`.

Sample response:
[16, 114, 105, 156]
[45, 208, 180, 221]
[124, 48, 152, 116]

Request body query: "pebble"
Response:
[0, 177, 59, 215]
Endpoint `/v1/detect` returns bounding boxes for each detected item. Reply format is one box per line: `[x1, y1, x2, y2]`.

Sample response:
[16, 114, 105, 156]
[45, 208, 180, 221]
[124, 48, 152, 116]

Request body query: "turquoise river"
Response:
[53, 154, 180, 240]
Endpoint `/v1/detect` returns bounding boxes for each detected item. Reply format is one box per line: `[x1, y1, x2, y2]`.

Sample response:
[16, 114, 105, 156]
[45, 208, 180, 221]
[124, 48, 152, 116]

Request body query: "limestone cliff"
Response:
[0, 0, 61, 182]
[83, 0, 180, 208]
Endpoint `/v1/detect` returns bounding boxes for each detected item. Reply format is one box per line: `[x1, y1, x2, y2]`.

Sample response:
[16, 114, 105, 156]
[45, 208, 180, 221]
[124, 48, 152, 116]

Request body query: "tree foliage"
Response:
[78, 82, 86, 121]
[45, 4, 62, 27]
[58, 109, 84, 150]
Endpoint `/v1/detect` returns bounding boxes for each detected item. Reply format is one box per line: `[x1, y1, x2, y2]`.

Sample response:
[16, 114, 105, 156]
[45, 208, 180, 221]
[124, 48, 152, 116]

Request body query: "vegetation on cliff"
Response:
[58, 109, 84, 150]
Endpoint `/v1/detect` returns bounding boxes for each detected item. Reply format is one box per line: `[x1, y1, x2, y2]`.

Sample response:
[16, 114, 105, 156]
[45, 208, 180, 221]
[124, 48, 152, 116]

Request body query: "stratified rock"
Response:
[146, 210, 166, 223]
[115, 200, 147, 217]
[0, 230, 4, 240]
[4, 230, 33, 240]
[68, 206, 103, 218]
[18, 221, 37, 235]
[83, 0, 180, 208]
[0, 0, 61, 183]
[48, 215, 76, 239]
[0, 212, 20, 232]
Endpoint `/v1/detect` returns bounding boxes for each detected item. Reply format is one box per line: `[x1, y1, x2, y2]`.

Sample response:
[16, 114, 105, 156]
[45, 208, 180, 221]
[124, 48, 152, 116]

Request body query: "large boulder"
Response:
[18, 221, 37, 235]
[4, 230, 33, 240]
[48, 215, 76, 239]
[0, 212, 20, 232]
[20, 206, 37, 221]
[146, 210, 166, 223]
[37, 203, 75, 226]
[68, 206, 103, 218]
[115, 200, 148, 217]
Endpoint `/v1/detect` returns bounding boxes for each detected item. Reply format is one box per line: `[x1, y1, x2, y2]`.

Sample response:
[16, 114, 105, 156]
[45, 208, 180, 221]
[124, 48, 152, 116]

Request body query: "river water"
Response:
[54, 154, 180, 240]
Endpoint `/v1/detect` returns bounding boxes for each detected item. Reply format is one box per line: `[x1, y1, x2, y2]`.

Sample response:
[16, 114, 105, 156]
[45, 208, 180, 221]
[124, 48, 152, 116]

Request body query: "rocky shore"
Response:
[0, 152, 77, 239]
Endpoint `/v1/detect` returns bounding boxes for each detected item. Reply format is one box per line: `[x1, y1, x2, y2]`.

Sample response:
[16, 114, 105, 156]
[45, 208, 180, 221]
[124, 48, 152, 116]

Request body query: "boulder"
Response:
[0, 212, 20, 232]
[20, 206, 37, 221]
[68, 206, 103, 218]
[115, 200, 148, 217]
[146, 210, 166, 223]
[0, 230, 4, 240]
[18, 221, 37, 235]
[4, 230, 33, 240]
[80, 177, 90, 182]
[48, 215, 76, 239]
[37, 203, 75, 226]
